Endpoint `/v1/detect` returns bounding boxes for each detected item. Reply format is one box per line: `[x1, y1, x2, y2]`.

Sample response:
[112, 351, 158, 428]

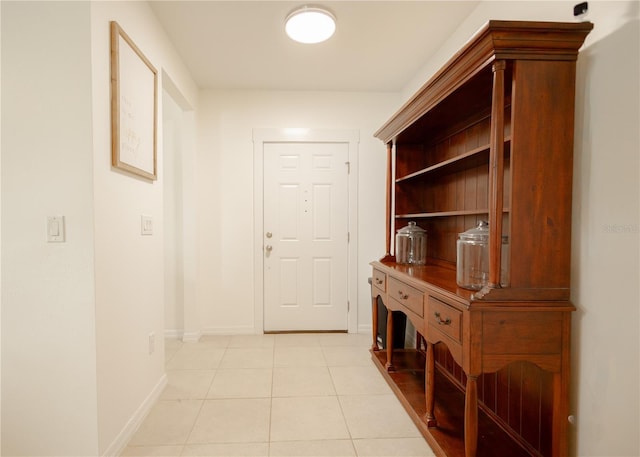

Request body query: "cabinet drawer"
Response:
[427, 297, 462, 343]
[388, 277, 424, 317]
[372, 269, 386, 293]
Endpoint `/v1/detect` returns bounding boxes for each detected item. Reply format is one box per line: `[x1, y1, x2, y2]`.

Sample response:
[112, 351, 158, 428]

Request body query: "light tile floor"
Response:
[121, 333, 436, 457]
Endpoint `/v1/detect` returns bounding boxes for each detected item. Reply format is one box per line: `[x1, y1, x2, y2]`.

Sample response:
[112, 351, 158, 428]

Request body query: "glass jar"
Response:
[456, 221, 509, 290]
[395, 221, 427, 265]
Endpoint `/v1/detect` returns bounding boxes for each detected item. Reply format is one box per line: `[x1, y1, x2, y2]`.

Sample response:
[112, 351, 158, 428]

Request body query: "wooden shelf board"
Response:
[371, 349, 535, 457]
[396, 210, 490, 219]
[395, 137, 511, 183]
[396, 144, 490, 182]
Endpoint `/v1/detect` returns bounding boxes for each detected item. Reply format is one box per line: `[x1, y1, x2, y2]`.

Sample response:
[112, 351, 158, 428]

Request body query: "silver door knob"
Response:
[266, 232, 273, 238]
[265, 245, 273, 252]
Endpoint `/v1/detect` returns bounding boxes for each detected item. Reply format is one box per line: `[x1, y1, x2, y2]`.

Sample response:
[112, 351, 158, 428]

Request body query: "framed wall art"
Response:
[110, 21, 158, 180]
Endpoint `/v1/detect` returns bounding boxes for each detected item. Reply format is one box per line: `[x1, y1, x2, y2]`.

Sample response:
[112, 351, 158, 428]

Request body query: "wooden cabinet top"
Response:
[374, 20, 593, 144]
[371, 260, 576, 311]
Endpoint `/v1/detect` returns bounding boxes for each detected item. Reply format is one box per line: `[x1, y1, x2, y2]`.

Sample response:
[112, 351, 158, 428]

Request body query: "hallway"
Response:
[121, 333, 435, 456]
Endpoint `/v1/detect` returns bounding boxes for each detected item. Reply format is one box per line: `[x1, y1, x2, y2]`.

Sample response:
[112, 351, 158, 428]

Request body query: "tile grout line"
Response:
[180, 336, 227, 452]
[185, 346, 215, 450]
[268, 334, 276, 455]
[325, 345, 359, 457]
[124, 335, 433, 456]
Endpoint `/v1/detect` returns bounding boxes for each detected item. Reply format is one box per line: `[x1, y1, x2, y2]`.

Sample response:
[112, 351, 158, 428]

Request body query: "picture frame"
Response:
[110, 21, 158, 181]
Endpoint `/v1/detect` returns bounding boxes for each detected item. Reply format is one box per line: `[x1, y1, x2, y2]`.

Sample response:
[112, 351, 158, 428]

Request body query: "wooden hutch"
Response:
[370, 21, 592, 457]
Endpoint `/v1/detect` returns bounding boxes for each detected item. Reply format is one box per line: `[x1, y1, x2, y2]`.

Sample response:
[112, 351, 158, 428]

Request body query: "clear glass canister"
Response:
[395, 221, 427, 265]
[456, 221, 509, 290]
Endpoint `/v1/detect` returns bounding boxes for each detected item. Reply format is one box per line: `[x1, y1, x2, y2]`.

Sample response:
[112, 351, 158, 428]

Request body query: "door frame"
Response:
[253, 128, 359, 333]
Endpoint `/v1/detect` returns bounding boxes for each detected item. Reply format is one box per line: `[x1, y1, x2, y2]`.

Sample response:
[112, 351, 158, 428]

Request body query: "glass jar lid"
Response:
[458, 221, 509, 243]
[458, 221, 489, 241]
[397, 221, 426, 235]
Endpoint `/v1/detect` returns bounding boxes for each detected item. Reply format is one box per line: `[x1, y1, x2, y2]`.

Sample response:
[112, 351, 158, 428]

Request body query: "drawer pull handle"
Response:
[397, 291, 409, 300]
[375, 278, 383, 285]
[434, 312, 452, 326]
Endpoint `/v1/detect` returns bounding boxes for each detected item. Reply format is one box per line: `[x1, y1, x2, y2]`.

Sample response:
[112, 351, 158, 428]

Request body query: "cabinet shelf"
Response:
[396, 208, 509, 220]
[397, 144, 488, 182]
[371, 349, 533, 457]
[397, 210, 488, 219]
[396, 138, 511, 183]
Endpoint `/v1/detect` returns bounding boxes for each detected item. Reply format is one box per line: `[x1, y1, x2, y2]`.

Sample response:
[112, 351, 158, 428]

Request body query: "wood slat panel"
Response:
[435, 343, 554, 456]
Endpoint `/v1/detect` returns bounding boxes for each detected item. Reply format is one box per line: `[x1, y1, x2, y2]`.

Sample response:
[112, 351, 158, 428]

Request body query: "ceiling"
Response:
[149, 1, 480, 92]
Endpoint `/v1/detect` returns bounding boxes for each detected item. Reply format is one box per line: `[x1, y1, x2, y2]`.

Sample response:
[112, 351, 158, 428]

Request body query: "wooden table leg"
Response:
[552, 312, 571, 457]
[464, 375, 479, 457]
[371, 295, 380, 351]
[552, 370, 569, 457]
[425, 341, 437, 427]
[384, 309, 395, 371]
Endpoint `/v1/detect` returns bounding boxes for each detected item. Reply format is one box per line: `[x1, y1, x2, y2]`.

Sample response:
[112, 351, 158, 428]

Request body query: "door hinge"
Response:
[345, 161, 350, 174]
[347, 232, 350, 243]
[347, 301, 350, 311]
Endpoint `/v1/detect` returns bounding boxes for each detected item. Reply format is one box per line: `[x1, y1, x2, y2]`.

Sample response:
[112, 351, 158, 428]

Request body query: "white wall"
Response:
[571, 4, 639, 456]
[1, 2, 99, 455]
[163, 89, 185, 334]
[196, 90, 400, 334]
[401, 2, 639, 455]
[1, 2, 4, 451]
[163, 83, 198, 341]
[89, 2, 197, 454]
[2, 1, 198, 455]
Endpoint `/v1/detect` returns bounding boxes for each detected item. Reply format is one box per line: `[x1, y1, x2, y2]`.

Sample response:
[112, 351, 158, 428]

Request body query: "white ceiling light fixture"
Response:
[285, 5, 336, 44]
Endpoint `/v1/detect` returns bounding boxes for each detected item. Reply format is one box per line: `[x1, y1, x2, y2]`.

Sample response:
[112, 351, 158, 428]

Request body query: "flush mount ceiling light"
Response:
[285, 5, 336, 44]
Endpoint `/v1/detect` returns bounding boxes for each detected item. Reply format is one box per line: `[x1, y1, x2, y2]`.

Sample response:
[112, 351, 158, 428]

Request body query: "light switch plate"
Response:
[47, 216, 65, 242]
[141, 215, 153, 235]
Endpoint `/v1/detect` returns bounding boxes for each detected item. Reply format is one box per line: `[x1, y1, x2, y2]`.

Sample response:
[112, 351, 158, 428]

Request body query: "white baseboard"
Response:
[102, 373, 167, 457]
[182, 330, 203, 343]
[163, 329, 203, 342]
[360, 320, 416, 348]
[164, 326, 258, 340]
[163, 329, 183, 339]
[165, 325, 368, 338]
[358, 323, 372, 334]
[405, 320, 417, 348]
[202, 325, 259, 335]
[163, 326, 260, 341]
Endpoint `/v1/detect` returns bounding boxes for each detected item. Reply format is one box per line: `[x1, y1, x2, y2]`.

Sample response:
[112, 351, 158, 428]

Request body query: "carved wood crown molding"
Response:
[374, 20, 594, 144]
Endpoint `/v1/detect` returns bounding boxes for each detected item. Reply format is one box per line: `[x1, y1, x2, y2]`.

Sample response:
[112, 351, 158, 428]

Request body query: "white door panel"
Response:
[263, 142, 349, 331]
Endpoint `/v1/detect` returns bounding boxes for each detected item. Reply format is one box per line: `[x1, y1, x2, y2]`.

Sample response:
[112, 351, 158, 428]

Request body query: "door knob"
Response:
[265, 245, 273, 252]
[266, 232, 273, 238]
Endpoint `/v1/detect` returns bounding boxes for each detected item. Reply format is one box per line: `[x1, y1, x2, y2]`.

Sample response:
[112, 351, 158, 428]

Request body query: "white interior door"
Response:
[263, 141, 349, 331]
